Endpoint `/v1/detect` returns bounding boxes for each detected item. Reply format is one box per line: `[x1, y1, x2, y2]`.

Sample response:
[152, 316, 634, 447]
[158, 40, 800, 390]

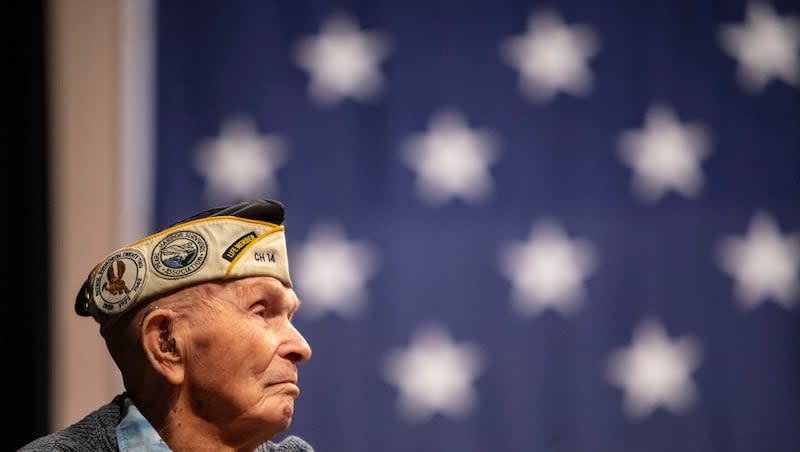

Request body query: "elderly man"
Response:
[21, 199, 314, 452]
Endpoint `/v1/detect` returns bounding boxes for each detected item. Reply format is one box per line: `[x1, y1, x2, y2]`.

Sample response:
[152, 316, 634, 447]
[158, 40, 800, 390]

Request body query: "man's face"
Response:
[179, 276, 312, 438]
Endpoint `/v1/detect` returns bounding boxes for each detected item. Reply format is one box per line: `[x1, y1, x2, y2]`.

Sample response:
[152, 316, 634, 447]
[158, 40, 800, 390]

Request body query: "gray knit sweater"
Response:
[18, 394, 314, 452]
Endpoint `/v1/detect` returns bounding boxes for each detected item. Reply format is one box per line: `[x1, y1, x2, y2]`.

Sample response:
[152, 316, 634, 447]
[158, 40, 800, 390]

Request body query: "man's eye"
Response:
[251, 305, 268, 317]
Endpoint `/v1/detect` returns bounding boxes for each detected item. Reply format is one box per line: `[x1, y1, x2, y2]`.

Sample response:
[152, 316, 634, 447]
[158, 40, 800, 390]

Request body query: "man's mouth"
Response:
[269, 380, 300, 397]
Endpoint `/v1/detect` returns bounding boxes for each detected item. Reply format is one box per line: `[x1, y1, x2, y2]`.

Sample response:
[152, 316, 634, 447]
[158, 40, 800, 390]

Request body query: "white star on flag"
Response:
[606, 319, 703, 420]
[498, 220, 595, 316]
[292, 222, 378, 318]
[717, 212, 800, 309]
[194, 117, 286, 204]
[618, 104, 712, 203]
[293, 12, 390, 106]
[718, 2, 800, 92]
[500, 9, 600, 102]
[382, 324, 484, 423]
[402, 110, 500, 205]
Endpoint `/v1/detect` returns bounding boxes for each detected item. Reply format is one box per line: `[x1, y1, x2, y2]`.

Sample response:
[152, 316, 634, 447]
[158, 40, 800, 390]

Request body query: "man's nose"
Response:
[279, 323, 312, 364]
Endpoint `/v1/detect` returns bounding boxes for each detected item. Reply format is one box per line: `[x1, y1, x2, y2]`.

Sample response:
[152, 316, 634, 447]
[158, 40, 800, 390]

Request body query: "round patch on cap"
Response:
[151, 230, 208, 279]
[92, 248, 147, 314]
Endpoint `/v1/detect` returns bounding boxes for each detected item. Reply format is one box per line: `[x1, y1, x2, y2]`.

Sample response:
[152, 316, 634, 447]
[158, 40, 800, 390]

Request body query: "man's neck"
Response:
[143, 392, 276, 452]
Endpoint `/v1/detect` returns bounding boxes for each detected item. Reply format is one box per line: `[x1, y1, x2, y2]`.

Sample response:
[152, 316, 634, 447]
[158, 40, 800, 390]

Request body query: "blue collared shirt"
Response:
[115, 397, 172, 452]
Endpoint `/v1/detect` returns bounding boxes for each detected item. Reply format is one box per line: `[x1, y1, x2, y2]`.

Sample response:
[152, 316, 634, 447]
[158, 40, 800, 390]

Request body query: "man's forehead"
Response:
[231, 277, 300, 307]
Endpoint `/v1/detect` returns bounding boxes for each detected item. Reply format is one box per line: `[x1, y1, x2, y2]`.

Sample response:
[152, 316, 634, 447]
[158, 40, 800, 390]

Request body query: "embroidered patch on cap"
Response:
[151, 230, 209, 279]
[223, 232, 258, 262]
[91, 249, 147, 314]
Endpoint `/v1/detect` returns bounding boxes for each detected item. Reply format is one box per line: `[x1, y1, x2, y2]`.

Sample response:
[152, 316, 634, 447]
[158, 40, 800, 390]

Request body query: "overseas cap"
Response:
[75, 199, 291, 324]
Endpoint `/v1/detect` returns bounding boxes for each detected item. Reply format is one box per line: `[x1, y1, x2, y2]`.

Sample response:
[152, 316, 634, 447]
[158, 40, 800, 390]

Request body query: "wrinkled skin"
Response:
[177, 276, 312, 443]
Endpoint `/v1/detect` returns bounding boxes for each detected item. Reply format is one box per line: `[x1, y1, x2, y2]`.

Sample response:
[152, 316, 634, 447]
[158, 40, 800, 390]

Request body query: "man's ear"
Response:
[140, 309, 184, 385]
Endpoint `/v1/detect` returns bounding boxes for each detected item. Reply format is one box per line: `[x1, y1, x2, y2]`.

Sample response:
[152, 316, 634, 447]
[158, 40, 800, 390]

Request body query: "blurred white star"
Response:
[402, 110, 500, 205]
[382, 324, 484, 423]
[607, 319, 703, 420]
[500, 9, 600, 102]
[292, 222, 378, 318]
[618, 105, 712, 203]
[718, 2, 800, 92]
[499, 220, 595, 316]
[717, 212, 800, 309]
[194, 117, 286, 204]
[293, 12, 390, 105]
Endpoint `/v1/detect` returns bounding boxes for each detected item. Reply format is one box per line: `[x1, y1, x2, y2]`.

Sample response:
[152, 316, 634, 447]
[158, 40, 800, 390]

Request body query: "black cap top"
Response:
[171, 199, 285, 227]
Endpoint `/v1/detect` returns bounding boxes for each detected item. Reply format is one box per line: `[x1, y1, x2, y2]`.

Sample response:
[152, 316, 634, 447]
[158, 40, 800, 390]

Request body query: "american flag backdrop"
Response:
[151, 1, 800, 451]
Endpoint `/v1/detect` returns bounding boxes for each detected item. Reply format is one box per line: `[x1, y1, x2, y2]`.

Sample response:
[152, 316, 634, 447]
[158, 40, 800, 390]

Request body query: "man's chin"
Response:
[272, 400, 295, 431]
[254, 395, 295, 431]
[269, 413, 292, 435]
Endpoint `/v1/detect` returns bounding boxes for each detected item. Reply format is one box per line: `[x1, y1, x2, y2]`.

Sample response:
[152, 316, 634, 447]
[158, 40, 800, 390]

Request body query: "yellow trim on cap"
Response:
[223, 226, 285, 277]
[126, 216, 283, 248]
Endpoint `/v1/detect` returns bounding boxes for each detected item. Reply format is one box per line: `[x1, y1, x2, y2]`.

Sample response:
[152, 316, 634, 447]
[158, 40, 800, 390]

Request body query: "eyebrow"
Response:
[243, 282, 301, 314]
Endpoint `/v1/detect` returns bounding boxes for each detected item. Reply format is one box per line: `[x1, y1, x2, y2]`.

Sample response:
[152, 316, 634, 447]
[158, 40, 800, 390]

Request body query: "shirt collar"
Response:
[116, 397, 172, 452]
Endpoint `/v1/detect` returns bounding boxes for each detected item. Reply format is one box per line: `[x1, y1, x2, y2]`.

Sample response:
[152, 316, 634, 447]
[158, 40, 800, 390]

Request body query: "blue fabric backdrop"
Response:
[154, 1, 800, 451]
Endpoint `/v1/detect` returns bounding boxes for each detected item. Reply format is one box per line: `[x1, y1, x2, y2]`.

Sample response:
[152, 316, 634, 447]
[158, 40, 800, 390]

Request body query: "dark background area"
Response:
[7, 0, 50, 449]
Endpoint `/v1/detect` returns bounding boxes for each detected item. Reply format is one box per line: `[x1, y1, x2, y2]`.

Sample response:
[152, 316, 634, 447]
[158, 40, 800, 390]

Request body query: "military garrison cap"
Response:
[75, 199, 292, 324]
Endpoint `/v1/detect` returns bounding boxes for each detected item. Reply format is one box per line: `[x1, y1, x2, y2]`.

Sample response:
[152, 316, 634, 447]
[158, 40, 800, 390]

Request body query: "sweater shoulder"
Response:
[17, 394, 127, 452]
[257, 435, 315, 452]
[18, 431, 82, 452]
